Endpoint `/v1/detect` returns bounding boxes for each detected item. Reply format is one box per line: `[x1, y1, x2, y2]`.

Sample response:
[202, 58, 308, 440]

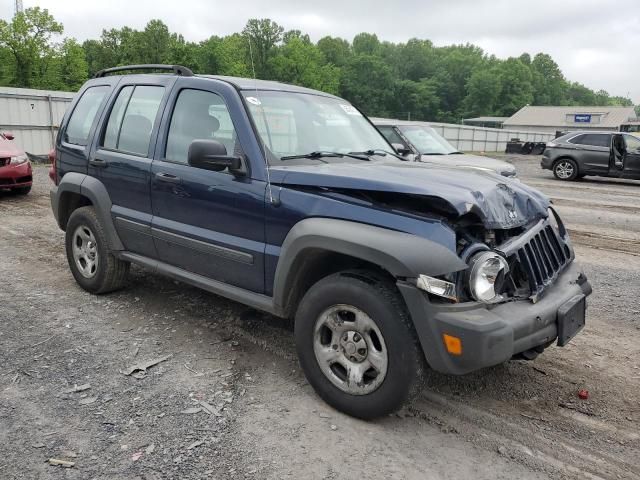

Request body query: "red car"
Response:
[0, 132, 32, 195]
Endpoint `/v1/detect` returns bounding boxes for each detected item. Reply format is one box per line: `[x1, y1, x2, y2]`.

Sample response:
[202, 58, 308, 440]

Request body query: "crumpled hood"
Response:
[419, 153, 516, 176]
[270, 161, 549, 229]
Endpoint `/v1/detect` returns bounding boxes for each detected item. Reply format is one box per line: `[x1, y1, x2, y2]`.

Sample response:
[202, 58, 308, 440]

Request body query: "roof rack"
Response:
[93, 64, 194, 78]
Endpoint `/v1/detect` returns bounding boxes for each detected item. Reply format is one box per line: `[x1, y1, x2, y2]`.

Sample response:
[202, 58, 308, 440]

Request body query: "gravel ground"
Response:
[1, 161, 639, 479]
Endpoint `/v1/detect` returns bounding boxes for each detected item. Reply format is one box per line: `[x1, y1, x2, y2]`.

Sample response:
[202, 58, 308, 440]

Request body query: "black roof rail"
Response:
[93, 64, 194, 78]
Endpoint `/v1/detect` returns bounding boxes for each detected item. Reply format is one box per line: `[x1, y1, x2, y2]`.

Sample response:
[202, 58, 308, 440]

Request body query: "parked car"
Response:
[50, 65, 591, 419]
[0, 132, 32, 194]
[372, 119, 517, 177]
[542, 131, 640, 181]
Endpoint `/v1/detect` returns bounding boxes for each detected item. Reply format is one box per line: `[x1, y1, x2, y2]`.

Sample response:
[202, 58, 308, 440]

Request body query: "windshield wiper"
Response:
[280, 151, 343, 162]
[349, 149, 403, 160]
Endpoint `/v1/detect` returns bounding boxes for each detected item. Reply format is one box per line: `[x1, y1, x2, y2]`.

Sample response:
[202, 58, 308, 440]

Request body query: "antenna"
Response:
[247, 36, 276, 205]
[14, 0, 23, 15]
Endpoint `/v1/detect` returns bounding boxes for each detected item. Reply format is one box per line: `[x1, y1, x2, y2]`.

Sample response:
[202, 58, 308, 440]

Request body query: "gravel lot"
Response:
[1, 158, 639, 479]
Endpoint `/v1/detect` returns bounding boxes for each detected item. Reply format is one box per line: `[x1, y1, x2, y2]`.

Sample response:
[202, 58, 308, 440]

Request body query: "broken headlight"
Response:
[466, 251, 509, 304]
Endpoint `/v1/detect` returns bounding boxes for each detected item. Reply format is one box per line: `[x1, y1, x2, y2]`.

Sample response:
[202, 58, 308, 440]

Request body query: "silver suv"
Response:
[542, 131, 640, 181]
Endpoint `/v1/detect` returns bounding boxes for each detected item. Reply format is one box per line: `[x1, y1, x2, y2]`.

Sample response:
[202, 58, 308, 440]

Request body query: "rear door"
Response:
[567, 133, 611, 175]
[150, 77, 267, 293]
[89, 76, 176, 258]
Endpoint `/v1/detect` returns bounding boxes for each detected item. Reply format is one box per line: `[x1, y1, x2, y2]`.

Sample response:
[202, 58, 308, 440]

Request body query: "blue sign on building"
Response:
[574, 114, 592, 123]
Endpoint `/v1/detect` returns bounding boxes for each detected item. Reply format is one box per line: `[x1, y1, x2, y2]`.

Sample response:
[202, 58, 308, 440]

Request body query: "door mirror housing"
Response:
[392, 142, 411, 156]
[2, 132, 15, 140]
[188, 139, 244, 175]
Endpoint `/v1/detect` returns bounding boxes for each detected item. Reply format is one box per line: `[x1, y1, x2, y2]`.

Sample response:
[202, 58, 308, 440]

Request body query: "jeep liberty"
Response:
[50, 65, 592, 419]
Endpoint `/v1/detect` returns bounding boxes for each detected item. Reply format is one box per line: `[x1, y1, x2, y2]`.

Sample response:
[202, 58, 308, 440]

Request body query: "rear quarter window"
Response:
[64, 86, 110, 146]
[568, 134, 610, 148]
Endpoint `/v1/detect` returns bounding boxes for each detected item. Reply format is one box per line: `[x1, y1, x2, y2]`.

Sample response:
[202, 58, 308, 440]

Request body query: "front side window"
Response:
[242, 91, 392, 164]
[166, 89, 237, 164]
[102, 85, 164, 156]
[378, 126, 409, 149]
[624, 135, 640, 151]
[64, 86, 110, 146]
[398, 125, 459, 155]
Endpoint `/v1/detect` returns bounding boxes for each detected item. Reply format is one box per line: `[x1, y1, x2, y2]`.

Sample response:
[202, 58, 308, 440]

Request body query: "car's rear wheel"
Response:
[65, 206, 129, 294]
[553, 158, 578, 181]
[294, 270, 424, 419]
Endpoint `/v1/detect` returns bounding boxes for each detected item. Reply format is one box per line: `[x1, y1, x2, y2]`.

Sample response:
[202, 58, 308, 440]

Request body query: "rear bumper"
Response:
[398, 261, 592, 375]
[0, 162, 32, 188]
[540, 151, 553, 170]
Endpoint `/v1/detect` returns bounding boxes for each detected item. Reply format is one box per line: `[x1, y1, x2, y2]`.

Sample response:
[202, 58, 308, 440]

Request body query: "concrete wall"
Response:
[0, 87, 75, 155]
[429, 123, 554, 152]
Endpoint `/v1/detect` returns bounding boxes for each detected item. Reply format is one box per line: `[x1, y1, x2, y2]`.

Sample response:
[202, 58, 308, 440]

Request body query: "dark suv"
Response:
[542, 131, 640, 181]
[50, 65, 592, 419]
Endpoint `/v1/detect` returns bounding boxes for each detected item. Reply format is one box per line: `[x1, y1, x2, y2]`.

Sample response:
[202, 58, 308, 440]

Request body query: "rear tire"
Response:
[294, 270, 425, 419]
[65, 206, 129, 294]
[553, 158, 579, 181]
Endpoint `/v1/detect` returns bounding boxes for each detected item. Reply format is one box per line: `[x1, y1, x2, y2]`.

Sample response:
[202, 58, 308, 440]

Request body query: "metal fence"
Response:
[428, 122, 554, 152]
[0, 86, 75, 156]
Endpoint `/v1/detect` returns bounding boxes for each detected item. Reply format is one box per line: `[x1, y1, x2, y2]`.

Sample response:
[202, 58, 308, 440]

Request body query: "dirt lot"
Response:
[1, 158, 639, 480]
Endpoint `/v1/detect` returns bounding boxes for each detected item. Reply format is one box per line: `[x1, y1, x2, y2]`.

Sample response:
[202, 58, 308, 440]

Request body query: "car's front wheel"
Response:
[553, 158, 579, 181]
[294, 270, 424, 419]
[65, 206, 129, 294]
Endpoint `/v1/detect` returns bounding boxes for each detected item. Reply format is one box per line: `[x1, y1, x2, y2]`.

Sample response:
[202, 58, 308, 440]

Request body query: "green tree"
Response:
[0, 7, 63, 87]
[530, 53, 565, 105]
[59, 38, 88, 90]
[340, 54, 394, 116]
[317, 36, 351, 67]
[495, 58, 534, 116]
[463, 68, 501, 117]
[242, 18, 284, 78]
[352, 33, 380, 56]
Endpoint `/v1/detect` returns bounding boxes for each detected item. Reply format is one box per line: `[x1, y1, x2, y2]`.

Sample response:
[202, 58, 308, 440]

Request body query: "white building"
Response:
[503, 105, 637, 134]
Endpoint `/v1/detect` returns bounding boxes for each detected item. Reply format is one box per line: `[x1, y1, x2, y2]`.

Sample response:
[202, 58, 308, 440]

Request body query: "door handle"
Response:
[155, 172, 182, 183]
[89, 158, 108, 168]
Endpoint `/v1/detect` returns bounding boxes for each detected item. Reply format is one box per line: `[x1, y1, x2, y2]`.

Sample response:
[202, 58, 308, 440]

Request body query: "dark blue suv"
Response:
[50, 65, 591, 419]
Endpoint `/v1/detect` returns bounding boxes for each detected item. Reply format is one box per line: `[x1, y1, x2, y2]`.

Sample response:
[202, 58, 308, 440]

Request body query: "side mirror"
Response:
[392, 142, 411, 156]
[2, 132, 15, 140]
[188, 139, 244, 175]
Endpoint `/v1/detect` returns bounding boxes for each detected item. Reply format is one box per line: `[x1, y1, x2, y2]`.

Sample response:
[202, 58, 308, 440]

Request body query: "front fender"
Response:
[272, 217, 466, 310]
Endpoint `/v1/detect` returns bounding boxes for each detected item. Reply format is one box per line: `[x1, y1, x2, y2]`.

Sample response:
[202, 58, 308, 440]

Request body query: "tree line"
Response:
[0, 8, 634, 123]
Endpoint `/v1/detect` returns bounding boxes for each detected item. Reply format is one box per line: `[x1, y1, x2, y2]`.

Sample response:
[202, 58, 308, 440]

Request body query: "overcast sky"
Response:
[2, 0, 638, 102]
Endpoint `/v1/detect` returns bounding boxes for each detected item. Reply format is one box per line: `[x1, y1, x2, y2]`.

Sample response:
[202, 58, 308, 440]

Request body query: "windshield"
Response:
[398, 125, 459, 155]
[242, 90, 393, 164]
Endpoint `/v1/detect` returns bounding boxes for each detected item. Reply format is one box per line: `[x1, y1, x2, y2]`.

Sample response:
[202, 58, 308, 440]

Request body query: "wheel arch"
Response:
[272, 218, 466, 317]
[54, 173, 124, 250]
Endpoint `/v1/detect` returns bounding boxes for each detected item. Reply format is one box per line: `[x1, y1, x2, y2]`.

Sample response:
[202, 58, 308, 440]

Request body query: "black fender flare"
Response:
[53, 173, 124, 250]
[272, 217, 466, 311]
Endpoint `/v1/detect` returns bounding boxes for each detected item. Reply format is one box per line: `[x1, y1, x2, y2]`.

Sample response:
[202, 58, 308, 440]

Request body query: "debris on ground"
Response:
[578, 389, 589, 400]
[181, 407, 202, 415]
[121, 354, 173, 377]
[47, 458, 75, 468]
[131, 451, 143, 461]
[78, 396, 98, 405]
[63, 383, 91, 394]
[187, 440, 204, 450]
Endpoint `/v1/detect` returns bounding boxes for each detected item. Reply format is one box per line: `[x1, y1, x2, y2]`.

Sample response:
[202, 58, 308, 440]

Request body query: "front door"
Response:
[150, 78, 267, 293]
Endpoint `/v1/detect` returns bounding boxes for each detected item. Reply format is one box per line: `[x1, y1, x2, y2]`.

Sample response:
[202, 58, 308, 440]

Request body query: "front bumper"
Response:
[398, 261, 592, 375]
[0, 161, 32, 189]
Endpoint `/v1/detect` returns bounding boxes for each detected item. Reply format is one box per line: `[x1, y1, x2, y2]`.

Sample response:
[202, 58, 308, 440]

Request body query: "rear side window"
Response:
[64, 86, 110, 146]
[569, 134, 610, 148]
[102, 85, 165, 156]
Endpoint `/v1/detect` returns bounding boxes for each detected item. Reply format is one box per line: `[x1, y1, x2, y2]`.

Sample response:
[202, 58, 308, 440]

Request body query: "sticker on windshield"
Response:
[246, 96, 262, 106]
[340, 104, 362, 116]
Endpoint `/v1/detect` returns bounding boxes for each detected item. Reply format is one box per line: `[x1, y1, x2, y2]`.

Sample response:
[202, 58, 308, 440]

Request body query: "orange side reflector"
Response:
[443, 334, 462, 356]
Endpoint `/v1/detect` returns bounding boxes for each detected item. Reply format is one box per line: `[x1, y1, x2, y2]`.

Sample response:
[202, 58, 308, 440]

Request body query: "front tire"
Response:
[294, 270, 424, 419]
[553, 158, 579, 181]
[65, 206, 129, 294]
